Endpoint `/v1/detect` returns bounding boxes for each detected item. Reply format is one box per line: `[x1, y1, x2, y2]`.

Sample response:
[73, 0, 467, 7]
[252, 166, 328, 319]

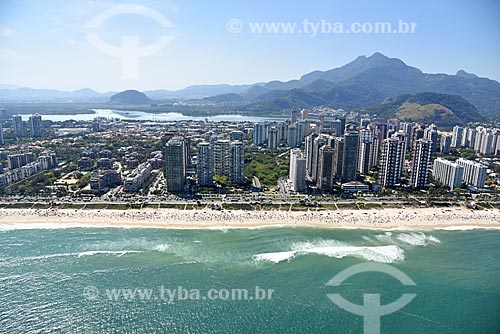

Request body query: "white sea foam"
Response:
[246, 224, 287, 230]
[426, 235, 441, 243]
[254, 240, 405, 264]
[76, 250, 142, 257]
[439, 226, 500, 231]
[24, 250, 143, 261]
[152, 244, 170, 252]
[373, 232, 393, 243]
[0, 223, 82, 231]
[253, 251, 297, 263]
[396, 233, 441, 246]
[303, 245, 404, 263]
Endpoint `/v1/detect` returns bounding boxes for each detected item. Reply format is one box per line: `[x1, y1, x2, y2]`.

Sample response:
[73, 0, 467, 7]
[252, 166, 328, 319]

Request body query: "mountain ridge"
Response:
[1, 53, 499, 121]
[240, 53, 499, 119]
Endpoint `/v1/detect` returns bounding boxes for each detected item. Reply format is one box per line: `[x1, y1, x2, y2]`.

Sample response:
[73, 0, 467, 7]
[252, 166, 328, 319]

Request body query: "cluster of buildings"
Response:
[433, 158, 487, 190]
[87, 149, 163, 193]
[0, 114, 43, 147]
[77, 149, 114, 170]
[0, 151, 57, 187]
[282, 113, 443, 192]
[451, 125, 500, 155]
[5, 118, 250, 195]
[283, 112, 500, 194]
[276, 109, 493, 194]
[9, 114, 43, 138]
[2, 107, 498, 197]
[253, 110, 346, 150]
[164, 134, 245, 193]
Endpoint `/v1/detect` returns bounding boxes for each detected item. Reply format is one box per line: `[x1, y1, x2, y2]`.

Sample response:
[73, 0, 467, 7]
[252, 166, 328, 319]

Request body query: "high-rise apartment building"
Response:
[341, 131, 359, 182]
[0, 123, 4, 146]
[287, 125, 298, 148]
[289, 148, 306, 192]
[214, 139, 231, 177]
[229, 141, 245, 184]
[451, 125, 463, 148]
[424, 125, 439, 153]
[253, 123, 267, 146]
[332, 137, 344, 181]
[304, 133, 316, 179]
[12, 115, 23, 136]
[268, 126, 279, 149]
[317, 145, 335, 191]
[165, 137, 186, 193]
[380, 136, 406, 188]
[456, 158, 487, 188]
[433, 158, 464, 190]
[440, 135, 452, 154]
[29, 114, 42, 138]
[358, 128, 378, 175]
[310, 134, 330, 182]
[411, 139, 432, 188]
[197, 142, 213, 186]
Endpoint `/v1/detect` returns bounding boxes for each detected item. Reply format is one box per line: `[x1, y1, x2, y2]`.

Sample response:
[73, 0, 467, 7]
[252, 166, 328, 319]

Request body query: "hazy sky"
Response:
[1, 0, 499, 92]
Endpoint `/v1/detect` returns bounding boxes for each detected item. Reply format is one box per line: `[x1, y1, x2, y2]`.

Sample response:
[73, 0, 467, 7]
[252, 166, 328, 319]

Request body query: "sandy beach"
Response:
[0, 206, 499, 230]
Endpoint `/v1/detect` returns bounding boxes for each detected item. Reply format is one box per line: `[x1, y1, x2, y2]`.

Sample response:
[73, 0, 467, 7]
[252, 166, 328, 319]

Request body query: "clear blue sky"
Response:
[0, 0, 499, 91]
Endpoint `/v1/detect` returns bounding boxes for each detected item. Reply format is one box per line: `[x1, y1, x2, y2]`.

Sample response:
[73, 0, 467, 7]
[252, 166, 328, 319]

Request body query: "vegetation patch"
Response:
[244, 149, 290, 187]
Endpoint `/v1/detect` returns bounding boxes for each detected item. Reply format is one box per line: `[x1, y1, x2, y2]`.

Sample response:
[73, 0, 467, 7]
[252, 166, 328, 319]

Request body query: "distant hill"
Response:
[366, 92, 484, 127]
[0, 87, 112, 101]
[109, 90, 152, 105]
[145, 83, 266, 99]
[247, 84, 384, 114]
[203, 93, 243, 103]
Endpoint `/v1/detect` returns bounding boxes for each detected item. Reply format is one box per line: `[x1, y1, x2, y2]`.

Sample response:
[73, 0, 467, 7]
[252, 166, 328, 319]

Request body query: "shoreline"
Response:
[1, 206, 500, 231]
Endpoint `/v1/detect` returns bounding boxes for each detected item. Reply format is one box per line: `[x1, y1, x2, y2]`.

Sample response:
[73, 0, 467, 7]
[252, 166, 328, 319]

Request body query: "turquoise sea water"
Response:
[1, 226, 499, 333]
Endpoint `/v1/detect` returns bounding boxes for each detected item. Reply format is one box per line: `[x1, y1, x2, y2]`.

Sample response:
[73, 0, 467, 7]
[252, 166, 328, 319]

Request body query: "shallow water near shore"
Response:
[1, 226, 499, 333]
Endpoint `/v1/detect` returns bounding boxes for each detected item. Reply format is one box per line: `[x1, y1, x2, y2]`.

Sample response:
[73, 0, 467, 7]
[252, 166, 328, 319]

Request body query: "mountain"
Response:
[256, 52, 424, 93]
[109, 90, 152, 105]
[366, 92, 484, 127]
[240, 53, 500, 120]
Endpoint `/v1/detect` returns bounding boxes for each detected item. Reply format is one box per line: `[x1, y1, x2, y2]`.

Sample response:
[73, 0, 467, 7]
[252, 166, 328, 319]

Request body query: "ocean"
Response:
[1, 226, 499, 333]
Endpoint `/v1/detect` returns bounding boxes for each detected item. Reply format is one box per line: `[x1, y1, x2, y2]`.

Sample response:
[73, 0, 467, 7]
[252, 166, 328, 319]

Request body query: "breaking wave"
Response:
[254, 239, 405, 264]
[396, 232, 441, 246]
